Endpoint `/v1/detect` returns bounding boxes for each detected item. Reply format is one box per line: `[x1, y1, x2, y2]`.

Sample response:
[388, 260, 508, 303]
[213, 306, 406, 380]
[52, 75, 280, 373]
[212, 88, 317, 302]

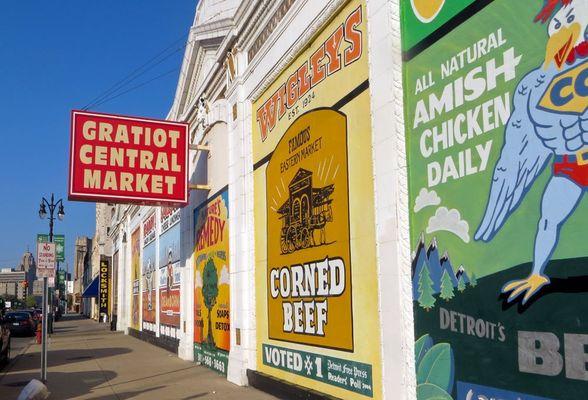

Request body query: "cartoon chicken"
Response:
[476, 0, 588, 305]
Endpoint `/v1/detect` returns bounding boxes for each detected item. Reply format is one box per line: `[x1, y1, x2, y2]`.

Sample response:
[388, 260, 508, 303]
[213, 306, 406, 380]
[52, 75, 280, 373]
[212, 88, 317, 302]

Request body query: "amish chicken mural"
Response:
[476, 0, 588, 305]
[403, 0, 588, 398]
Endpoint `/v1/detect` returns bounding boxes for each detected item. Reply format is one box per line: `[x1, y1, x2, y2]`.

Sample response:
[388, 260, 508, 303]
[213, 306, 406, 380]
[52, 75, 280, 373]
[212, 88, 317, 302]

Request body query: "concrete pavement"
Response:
[0, 314, 278, 400]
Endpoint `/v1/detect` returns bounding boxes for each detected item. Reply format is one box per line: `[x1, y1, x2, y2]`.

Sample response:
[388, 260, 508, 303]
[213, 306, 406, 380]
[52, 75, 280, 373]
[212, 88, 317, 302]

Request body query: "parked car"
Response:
[4, 312, 35, 336]
[23, 309, 40, 330]
[0, 316, 10, 364]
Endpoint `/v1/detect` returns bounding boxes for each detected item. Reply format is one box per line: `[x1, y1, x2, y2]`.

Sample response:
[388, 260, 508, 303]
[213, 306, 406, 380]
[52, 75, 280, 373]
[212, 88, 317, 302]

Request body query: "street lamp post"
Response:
[38, 193, 65, 383]
[39, 193, 65, 242]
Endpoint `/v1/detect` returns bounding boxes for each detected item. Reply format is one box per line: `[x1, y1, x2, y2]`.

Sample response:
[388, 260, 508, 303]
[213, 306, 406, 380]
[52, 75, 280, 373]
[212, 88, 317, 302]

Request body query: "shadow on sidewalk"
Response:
[52, 327, 79, 333]
[105, 365, 198, 388]
[83, 385, 169, 400]
[5, 347, 132, 373]
[3, 369, 168, 399]
[57, 314, 89, 321]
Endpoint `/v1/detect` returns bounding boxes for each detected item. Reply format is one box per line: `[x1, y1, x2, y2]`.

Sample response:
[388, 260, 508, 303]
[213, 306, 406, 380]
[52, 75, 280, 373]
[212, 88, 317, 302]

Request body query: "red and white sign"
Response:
[69, 110, 189, 206]
[143, 212, 157, 246]
[36, 242, 56, 284]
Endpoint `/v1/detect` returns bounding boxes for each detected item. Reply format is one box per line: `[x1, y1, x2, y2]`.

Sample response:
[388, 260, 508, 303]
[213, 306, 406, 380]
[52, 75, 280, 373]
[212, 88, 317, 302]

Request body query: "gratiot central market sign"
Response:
[69, 110, 189, 206]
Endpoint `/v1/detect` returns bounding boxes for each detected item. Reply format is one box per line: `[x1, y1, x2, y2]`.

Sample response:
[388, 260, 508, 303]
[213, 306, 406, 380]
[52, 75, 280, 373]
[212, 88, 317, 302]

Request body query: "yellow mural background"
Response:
[266, 109, 352, 350]
[131, 227, 141, 331]
[253, 0, 382, 398]
[194, 192, 230, 352]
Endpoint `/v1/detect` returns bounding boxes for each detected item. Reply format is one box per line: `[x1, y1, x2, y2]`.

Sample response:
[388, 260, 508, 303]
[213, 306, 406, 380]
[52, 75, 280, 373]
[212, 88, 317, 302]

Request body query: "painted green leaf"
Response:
[415, 334, 434, 369]
[416, 383, 453, 400]
[416, 343, 454, 393]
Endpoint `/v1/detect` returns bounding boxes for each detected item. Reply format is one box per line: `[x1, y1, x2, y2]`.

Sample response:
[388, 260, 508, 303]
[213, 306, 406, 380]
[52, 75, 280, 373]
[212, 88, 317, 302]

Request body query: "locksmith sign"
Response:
[69, 110, 189, 206]
[99, 259, 110, 316]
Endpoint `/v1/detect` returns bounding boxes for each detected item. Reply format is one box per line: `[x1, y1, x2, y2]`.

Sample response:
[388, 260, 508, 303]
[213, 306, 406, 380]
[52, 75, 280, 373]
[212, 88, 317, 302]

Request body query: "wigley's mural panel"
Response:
[253, 0, 382, 398]
[142, 212, 157, 333]
[159, 207, 181, 339]
[402, 0, 588, 399]
[130, 227, 141, 331]
[194, 189, 230, 375]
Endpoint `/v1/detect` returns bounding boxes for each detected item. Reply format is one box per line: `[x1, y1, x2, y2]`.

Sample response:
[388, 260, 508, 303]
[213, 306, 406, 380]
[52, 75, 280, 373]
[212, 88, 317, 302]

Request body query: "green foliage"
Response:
[439, 271, 455, 301]
[416, 383, 453, 400]
[415, 334, 433, 367]
[418, 265, 436, 310]
[470, 273, 478, 287]
[457, 274, 466, 292]
[202, 258, 219, 347]
[417, 343, 455, 394]
[25, 297, 37, 308]
[202, 258, 219, 311]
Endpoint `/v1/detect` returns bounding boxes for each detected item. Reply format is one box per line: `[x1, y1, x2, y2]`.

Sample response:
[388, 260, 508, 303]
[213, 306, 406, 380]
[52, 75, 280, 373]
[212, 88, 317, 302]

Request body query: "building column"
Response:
[366, 0, 416, 398]
[226, 48, 255, 386]
[178, 147, 197, 362]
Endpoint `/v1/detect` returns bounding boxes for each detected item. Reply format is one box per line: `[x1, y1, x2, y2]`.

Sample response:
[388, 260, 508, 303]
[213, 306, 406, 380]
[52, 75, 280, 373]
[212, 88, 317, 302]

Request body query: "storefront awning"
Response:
[81, 276, 99, 298]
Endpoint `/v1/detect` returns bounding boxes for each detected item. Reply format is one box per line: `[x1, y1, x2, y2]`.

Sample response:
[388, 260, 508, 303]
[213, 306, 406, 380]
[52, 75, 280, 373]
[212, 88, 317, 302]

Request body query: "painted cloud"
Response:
[426, 207, 470, 243]
[194, 270, 203, 289]
[414, 188, 441, 212]
[219, 265, 230, 286]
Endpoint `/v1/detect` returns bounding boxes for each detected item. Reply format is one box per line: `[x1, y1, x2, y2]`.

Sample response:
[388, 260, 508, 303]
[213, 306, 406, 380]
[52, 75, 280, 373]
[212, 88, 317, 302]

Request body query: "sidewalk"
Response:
[0, 314, 278, 400]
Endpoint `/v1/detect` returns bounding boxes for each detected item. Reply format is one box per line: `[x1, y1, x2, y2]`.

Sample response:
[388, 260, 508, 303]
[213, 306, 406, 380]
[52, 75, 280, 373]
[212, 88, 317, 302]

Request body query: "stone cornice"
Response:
[244, 0, 348, 102]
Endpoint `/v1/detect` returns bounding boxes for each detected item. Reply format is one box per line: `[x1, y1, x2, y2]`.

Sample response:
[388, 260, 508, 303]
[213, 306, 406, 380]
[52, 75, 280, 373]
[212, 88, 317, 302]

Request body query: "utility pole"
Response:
[38, 193, 65, 383]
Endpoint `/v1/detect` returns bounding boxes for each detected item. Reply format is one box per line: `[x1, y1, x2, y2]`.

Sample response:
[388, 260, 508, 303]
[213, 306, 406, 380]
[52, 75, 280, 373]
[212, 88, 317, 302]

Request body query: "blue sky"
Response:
[0, 1, 196, 273]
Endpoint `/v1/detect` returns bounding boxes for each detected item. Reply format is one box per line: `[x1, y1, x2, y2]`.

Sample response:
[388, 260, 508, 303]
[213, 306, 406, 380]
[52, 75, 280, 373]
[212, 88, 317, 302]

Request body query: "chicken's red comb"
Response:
[535, 0, 573, 23]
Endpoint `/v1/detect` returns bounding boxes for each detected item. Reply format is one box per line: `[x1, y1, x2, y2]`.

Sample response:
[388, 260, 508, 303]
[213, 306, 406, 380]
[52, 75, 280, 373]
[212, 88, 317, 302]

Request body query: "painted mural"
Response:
[142, 212, 157, 332]
[159, 207, 181, 340]
[194, 189, 230, 375]
[252, 0, 382, 398]
[402, 0, 588, 398]
[130, 227, 141, 331]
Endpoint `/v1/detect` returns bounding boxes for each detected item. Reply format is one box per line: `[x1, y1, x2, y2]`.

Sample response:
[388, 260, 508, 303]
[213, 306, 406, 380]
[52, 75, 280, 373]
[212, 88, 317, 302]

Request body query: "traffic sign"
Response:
[36, 241, 56, 286]
[37, 234, 65, 262]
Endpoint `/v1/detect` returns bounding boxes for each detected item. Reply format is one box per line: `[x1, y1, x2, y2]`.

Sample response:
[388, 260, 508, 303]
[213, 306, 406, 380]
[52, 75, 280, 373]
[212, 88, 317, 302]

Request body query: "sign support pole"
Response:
[41, 276, 48, 382]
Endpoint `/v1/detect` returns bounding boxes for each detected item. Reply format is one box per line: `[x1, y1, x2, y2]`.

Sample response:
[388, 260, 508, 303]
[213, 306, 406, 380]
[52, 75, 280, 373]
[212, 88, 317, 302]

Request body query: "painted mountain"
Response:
[455, 265, 470, 285]
[411, 234, 469, 299]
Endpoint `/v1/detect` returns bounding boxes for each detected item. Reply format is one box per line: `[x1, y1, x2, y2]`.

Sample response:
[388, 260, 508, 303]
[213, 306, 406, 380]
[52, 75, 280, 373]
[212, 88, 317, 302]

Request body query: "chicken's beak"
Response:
[544, 22, 581, 70]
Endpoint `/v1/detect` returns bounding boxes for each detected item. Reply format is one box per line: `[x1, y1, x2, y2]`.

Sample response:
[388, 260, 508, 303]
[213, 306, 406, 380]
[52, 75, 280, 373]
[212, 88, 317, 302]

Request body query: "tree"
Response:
[26, 296, 37, 308]
[418, 265, 436, 310]
[470, 273, 478, 288]
[439, 270, 455, 301]
[457, 274, 466, 292]
[202, 258, 219, 346]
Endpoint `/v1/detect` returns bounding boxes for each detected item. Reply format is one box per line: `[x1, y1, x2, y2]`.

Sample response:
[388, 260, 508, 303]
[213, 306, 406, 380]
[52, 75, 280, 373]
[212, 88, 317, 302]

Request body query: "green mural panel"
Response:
[403, 0, 588, 398]
[400, 0, 478, 52]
